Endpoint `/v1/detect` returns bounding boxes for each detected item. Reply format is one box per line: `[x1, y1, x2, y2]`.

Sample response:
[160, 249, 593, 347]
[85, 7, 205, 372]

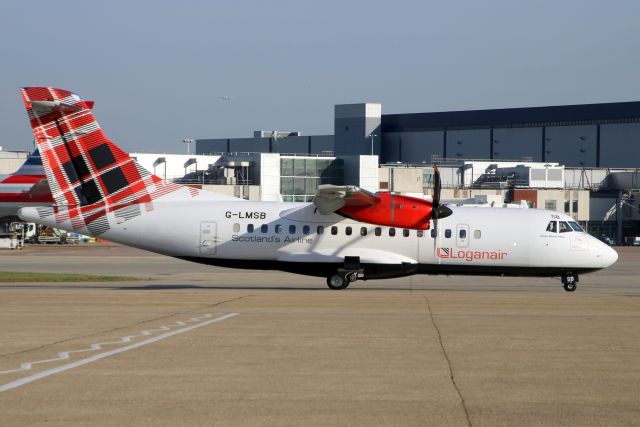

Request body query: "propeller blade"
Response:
[433, 164, 441, 210]
[432, 164, 441, 254]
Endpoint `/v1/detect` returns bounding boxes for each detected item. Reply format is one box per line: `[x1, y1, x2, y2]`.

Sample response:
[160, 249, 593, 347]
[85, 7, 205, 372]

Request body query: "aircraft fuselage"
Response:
[23, 199, 616, 282]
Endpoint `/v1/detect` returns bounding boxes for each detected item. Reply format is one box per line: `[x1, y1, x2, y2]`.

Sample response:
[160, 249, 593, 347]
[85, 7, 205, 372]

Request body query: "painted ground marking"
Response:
[0, 312, 239, 392]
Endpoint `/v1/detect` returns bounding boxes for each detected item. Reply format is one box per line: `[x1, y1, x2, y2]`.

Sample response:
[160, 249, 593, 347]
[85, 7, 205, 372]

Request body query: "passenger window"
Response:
[275, 224, 282, 234]
[403, 229, 410, 237]
[289, 225, 296, 234]
[303, 225, 310, 234]
[331, 226, 338, 235]
[417, 230, 424, 238]
[445, 229, 451, 238]
[247, 224, 254, 233]
[546, 221, 557, 233]
[345, 226, 352, 236]
[375, 227, 382, 236]
[559, 221, 572, 233]
[360, 227, 367, 236]
[459, 229, 467, 239]
[261, 224, 268, 233]
[233, 223, 240, 232]
[389, 228, 396, 237]
[431, 229, 437, 238]
[317, 225, 324, 235]
[569, 221, 583, 232]
[474, 230, 481, 239]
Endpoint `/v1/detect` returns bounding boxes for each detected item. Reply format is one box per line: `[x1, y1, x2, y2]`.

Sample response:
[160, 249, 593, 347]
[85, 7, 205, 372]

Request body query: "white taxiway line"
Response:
[0, 312, 239, 393]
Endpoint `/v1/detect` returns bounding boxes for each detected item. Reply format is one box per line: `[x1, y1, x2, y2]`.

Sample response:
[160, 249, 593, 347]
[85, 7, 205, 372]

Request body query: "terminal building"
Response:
[1, 101, 639, 243]
[194, 100, 640, 242]
[197, 101, 640, 167]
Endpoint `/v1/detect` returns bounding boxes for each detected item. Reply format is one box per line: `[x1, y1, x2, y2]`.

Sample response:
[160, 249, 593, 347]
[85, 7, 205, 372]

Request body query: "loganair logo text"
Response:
[437, 247, 508, 261]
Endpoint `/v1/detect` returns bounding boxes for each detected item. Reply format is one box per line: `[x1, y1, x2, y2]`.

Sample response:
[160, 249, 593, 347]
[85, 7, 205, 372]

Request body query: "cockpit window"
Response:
[559, 221, 572, 233]
[546, 221, 557, 233]
[568, 221, 583, 232]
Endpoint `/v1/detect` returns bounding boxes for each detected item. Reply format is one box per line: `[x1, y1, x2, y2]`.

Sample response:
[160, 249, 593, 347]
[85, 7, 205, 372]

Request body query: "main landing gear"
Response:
[326, 257, 363, 290]
[562, 273, 579, 292]
[327, 271, 358, 290]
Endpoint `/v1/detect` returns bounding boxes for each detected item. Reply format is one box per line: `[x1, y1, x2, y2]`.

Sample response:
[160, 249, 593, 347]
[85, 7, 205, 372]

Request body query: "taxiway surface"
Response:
[1, 244, 639, 426]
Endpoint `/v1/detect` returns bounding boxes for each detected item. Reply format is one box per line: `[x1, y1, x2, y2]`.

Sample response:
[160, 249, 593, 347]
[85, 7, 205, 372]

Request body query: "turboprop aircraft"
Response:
[0, 149, 51, 217]
[17, 87, 617, 291]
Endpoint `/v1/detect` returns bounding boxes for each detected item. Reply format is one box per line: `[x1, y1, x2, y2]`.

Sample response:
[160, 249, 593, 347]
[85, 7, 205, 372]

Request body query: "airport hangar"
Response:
[1, 101, 640, 243]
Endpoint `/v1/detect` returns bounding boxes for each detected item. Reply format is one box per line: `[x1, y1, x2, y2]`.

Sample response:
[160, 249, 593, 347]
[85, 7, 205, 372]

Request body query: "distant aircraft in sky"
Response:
[17, 87, 617, 291]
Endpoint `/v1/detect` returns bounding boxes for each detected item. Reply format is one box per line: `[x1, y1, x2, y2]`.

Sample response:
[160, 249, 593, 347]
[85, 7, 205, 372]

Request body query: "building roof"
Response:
[381, 101, 640, 132]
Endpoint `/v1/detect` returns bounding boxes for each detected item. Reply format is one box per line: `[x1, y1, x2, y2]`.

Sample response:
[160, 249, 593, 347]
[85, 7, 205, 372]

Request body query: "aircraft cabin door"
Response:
[456, 224, 470, 248]
[200, 222, 217, 255]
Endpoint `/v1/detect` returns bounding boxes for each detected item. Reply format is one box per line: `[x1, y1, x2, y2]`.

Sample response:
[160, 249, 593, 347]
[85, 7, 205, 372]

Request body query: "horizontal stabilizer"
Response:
[27, 100, 94, 114]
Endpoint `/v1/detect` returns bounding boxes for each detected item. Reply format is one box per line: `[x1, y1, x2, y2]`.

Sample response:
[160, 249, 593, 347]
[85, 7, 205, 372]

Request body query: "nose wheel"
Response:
[562, 273, 578, 292]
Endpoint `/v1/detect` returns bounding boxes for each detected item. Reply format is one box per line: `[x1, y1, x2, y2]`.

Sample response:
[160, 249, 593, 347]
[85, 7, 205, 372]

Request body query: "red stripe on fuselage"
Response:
[0, 175, 46, 184]
[0, 193, 53, 203]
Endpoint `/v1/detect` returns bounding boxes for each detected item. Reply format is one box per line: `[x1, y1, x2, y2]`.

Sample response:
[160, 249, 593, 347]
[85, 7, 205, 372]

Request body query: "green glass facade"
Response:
[280, 157, 343, 202]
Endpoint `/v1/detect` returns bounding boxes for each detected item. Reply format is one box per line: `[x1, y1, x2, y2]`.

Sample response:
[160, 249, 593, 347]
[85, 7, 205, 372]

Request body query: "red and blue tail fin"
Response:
[0, 149, 52, 217]
[10, 148, 45, 177]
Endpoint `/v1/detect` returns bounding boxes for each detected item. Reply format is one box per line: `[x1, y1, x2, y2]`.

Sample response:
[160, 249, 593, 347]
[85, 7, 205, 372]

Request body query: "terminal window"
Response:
[280, 158, 343, 202]
[545, 200, 557, 211]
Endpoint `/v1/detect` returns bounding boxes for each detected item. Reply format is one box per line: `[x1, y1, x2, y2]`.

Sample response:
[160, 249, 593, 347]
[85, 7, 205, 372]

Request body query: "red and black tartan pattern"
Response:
[21, 87, 186, 234]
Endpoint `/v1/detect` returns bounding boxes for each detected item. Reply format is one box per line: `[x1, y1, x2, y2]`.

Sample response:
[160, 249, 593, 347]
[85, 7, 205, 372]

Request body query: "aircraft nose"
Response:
[591, 238, 618, 267]
[603, 245, 619, 267]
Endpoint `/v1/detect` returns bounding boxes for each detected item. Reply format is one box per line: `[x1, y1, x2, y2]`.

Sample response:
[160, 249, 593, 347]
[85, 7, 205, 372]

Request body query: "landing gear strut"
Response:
[562, 273, 578, 292]
[326, 257, 363, 290]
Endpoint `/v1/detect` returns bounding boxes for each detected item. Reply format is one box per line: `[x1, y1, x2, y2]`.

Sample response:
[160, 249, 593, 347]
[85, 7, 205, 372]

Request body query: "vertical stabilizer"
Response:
[19, 87, 193, 235]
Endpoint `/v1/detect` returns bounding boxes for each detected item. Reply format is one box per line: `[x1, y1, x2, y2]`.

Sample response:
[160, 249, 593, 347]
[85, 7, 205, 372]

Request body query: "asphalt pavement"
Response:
[0, 244, 639, 426]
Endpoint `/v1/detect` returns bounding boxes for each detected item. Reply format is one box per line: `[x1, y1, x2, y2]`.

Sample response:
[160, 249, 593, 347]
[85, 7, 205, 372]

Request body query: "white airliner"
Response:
[16, 87, 617, 291]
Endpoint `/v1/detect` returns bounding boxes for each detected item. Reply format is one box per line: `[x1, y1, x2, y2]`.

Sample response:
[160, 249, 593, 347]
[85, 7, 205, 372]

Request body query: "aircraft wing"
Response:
[313, 185, 381, 215]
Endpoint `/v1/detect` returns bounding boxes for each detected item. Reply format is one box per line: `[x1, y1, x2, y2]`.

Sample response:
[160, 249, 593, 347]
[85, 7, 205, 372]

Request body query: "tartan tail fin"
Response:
[20, 87, 167, 208]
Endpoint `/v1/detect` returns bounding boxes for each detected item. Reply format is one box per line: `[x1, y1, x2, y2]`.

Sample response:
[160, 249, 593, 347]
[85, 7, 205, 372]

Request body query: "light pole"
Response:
[370, 133, 378, 155]
[182, 138, 194, 155]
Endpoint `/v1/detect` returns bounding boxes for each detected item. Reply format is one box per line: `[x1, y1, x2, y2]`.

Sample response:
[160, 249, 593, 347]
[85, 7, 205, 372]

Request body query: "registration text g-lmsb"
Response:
[225, 211, 267, 219]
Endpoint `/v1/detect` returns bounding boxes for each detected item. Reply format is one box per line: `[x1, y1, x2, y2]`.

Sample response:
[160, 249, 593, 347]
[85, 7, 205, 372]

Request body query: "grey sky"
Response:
[1, 0, 638, 153]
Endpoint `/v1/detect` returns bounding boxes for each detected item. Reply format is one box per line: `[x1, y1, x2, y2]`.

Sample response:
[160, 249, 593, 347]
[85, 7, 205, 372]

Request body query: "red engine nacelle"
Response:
[337, 192, 433, 230]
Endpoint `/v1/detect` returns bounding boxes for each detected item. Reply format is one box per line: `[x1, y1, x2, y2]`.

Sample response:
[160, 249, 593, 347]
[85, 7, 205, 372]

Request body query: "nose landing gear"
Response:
[562, 273, 578, 292]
